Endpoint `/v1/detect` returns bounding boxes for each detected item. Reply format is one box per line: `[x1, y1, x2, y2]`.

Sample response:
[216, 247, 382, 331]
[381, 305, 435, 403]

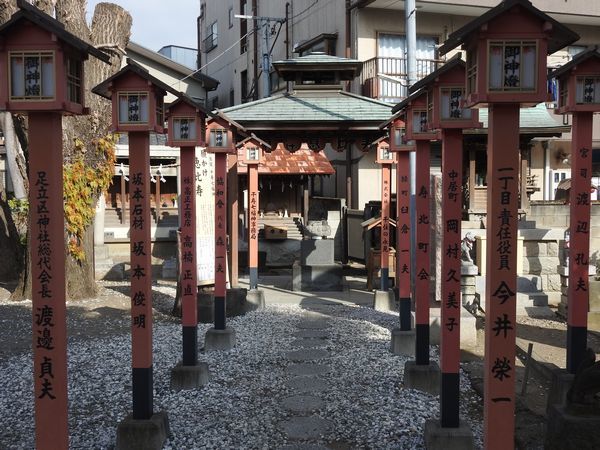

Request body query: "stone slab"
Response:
[286, 349, 331, 362]
[286, 376, 329, 394]
[390, 328, 415, 357]
[290, 338, 328, 348]
[423, 419, 474, 450]
[286, 363, 330, 377]
[293, 329, 329, 339]
[461, 264, 478, 275]
[204, 327, 236, 352]
[116, 411, 170, 450]
[279, 415, 331, 440]
[372, 289, 397, 312]
[404, 360, 440, 395]
[301, 239, 335, 265]
[170, 362, 210, 391]
[246, 289, 265, 310]
[545, 404, 600, 450]
[281, 394, 325, 414]
[297, 320, 330, 330]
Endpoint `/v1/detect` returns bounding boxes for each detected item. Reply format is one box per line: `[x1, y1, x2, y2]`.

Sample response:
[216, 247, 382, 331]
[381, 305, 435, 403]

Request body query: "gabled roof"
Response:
[127, 42, 218, 91]
[220, 90, 392, 128]
[391, 88, 427, 114]
[549, 46, 600, 80]
[236, 145, 334, 175]
[92, 59, 180, 99]
[236, 134, 272, 150]
[408, 54, 464, 94]
[272, 53, 363, 80]
[438, 0, 579, 56]
[0, 0, 110, 63]
[165, 92, 213, 118]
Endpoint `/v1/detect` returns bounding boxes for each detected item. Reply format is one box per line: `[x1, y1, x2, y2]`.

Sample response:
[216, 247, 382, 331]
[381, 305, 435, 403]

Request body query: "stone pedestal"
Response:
[461, 263, 478, 312]
[205, 327, 236, 352]
[424, 419, 474, 450]
[372, 289, 396, 312]
[429, 307, 477, 348]
[246, 289, 265, 309]
[170, 362, 210, 391]
[292, 261, 343, 292]
[546, 365, 575, 415]
[197, 288, 250, 323]
[558, 265, 598, 320]
[404, 360, 440, 395]
[301, 238, 334, 265]
[475, 234, 523, 276]
[116, 411, 169, 450]
[545, 404, 600, 450]
[390, 328, 415, 356]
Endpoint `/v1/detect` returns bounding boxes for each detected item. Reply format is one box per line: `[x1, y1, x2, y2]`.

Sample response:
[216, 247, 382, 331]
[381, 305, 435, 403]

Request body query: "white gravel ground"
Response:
[0, 285, 483, 449]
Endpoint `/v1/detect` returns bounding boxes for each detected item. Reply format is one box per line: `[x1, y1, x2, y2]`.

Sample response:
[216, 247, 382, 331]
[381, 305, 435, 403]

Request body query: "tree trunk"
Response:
[0, 188, 23, 282]
[0, 112, 28, 199]
[7, 1, 132, 300]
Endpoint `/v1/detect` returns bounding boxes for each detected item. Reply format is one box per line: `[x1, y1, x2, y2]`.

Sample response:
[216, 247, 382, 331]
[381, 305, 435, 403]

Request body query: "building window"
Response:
[229, 88, 235, 106]
[66, 57, 82, 104]
[488, 40, 537, 92]
[204, 21, 218, 52]
[241, 70, 248, 102]
[229, 7, 234, 28]
[10, 51, 55, 100]
[240, 0, 248, 54]
[118, 92, 149, 124]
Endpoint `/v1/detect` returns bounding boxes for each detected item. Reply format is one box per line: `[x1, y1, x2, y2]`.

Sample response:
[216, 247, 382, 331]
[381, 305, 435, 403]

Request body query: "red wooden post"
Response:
[440, 128, 463, 427]
[180, 146, 198, 365]
[120, 171, 127, 224]
[484, 104, 520, 447]
[396, 151, 412, 329]
[415, 140, 431, 364]
[380, 163, 392, 291]
[214, 153, 228, 329]
[567, 111, 593, 372]
[248, 163, 259, 289]
[128, 131, 154, 419]
[29, 112, 69, 450]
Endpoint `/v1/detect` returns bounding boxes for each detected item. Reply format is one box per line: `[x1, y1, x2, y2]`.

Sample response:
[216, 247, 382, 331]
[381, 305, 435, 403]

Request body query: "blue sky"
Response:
[86, 0, 199, 51]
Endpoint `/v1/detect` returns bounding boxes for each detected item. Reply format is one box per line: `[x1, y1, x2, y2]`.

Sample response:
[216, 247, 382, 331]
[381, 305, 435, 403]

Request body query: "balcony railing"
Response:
[358, 56, 443, 103]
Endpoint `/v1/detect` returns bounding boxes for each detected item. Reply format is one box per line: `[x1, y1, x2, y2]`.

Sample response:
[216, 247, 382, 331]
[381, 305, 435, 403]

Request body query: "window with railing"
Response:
[204, 21, 218, 52]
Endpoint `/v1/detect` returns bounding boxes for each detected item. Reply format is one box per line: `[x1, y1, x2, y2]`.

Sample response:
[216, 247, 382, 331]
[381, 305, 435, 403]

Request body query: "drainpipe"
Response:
[285, 2, 290, 59]
[253, 0, 259, 100]
[345, 0, 352, 58]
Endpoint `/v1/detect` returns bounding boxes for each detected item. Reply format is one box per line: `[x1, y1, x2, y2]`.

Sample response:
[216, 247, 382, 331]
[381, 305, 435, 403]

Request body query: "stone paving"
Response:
[279, 313, 333, 446]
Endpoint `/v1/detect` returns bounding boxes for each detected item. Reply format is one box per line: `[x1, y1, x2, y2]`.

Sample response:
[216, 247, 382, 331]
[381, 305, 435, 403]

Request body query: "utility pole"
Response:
[406, 0, 418, 296]
[236, 13, 285, 99]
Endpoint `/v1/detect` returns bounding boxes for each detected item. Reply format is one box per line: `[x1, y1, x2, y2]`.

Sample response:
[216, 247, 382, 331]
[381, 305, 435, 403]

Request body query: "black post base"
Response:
[132, 367, 153, 420]
[415, 324, 430, 365]
[214, 295, 226, 330]
[182, 326, 197, 366]
[440, 372, 460, 428]
[567, 325, 588, 374]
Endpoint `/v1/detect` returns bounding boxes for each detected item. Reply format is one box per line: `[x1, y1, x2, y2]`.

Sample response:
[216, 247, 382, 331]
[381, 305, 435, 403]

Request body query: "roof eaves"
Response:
[409, 54, 464, 94]
[339, 90, 394, 108]
[549, 46, 600, 80]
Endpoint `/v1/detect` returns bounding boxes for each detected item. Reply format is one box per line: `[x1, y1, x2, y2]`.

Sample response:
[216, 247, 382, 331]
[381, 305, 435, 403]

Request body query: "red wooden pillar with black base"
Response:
[165, 94, 212, 389]
[391, 89, 441, 390]
[0, 2, 110, 448]
[372, 138, 397, 313]
[238, 134, 270, 308]
[204, 116, 238, 351]
[438, 1, 578, 448]
[408, 55, 482, 445]
[93, 60, 176, 448]
[551, 48, 600, 373]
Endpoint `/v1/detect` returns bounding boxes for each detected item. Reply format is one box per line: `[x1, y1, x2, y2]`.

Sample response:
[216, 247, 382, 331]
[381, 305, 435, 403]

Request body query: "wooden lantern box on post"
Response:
[165, 94, 206, 148]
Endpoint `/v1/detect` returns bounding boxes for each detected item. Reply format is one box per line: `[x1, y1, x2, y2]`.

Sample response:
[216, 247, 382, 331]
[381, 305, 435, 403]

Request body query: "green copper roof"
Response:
[220, 90, 393, 127]
[472, 103, 568, 135]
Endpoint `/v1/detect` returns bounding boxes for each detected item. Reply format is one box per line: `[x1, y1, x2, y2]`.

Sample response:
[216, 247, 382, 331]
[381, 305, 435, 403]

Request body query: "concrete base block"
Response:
[205, 327, 236, 352]
[170, 362, 210, 391]
[424, 419, 474, 450]
[429, 308, 477, 348]
[246, 289, 265, 310]
[546, 365, 575, 415]
[116, 411, 170, 450]
[390, 328, 415, 356]
[404, 360, 440, 395]
[373, 289, 396, 312]
[545, 404, 600, 450]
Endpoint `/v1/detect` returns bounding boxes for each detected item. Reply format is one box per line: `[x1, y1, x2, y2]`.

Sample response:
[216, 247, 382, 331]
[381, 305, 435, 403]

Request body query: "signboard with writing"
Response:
[195, 148, 215, 285]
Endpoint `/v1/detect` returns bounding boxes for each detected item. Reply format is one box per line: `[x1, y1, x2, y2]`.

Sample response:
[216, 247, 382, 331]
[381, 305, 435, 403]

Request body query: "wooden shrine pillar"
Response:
[440, 128, 463, 428]
[396, 151, 412, 330]
[228, 155, 239, 287]
[415, 140, 431, 364]
[484, 104, 520, 447]
[380, 163, 392, 291]
[248, 163, 259, 289]
[567, 111, 593, 373]
[29, 112, 69, 450]
[121, 171, 127, 224]
[214, 153, 228, 330]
